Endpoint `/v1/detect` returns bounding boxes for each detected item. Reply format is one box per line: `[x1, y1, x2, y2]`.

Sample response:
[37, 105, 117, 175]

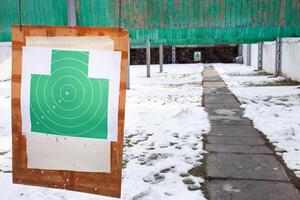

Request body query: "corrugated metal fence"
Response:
[0, 0, 67, 41]
[1, 0, 300, 45]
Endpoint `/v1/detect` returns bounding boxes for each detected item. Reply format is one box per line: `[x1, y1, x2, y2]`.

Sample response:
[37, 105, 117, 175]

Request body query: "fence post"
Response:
[159, 44, 163, 72]
[146, 39, 151, 77]
[246, 44, 251, 66]
[275, 38, 282, 76]
[238, 44, 243, 56]
[172, 45, 176, 63]
[258, 42, 263, 70]
[67, 0, 77, 26]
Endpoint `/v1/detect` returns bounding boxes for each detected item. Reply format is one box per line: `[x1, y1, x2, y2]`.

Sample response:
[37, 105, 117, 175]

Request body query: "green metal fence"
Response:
[1, 0, 300, 45]
[0, 0, 67, 41]
[77, 0, 300, 45]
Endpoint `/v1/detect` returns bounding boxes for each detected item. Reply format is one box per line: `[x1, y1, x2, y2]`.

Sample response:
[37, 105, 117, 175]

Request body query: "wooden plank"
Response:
[12, 25, 129, 198]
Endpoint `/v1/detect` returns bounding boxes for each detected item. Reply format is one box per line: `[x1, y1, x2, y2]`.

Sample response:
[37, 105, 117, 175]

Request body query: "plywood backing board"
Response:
[12, 25, 129, 197]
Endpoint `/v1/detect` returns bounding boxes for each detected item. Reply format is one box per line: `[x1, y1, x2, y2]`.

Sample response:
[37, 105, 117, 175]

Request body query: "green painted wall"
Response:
[1, 0, 300, 45]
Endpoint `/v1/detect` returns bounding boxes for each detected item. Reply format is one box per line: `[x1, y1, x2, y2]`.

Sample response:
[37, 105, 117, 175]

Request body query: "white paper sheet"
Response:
[26, 133, 111, 172]
[26, 36, 114, 50]
[21, 36, 121, 172]
[21, 46, 121, 141]
[88, 50, 121, 141]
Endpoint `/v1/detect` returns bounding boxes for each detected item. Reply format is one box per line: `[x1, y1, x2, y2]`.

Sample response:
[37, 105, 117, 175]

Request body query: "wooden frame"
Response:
[12, 25, 128, 197]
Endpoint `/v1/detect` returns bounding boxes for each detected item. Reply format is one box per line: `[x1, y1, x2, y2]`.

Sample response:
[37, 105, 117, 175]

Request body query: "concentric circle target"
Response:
[30, 50, 109, 139]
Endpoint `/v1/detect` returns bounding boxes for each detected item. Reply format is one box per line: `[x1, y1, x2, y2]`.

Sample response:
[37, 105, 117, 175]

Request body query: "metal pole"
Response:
[126, 40, 130, 89]
[146, 39, 151, 77]
[238, 44, 243, 56]
[275, 38, 282, 76]
[172, 45, 176, 63]
[67, 0, 77, 26]
[258, 42, 263, 70]
[159, 44, 163, 72]
[246, 44, 251, 66]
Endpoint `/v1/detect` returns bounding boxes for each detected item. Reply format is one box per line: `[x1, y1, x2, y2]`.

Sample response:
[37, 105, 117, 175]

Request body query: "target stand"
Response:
[12, 25, 128, 197]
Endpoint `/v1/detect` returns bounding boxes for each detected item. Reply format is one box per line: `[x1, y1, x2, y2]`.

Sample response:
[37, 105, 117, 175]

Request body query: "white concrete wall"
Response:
[251, 43, 258, 69]
[262, 41, 276, 74]
[247, 38, 300, 82]
[281, 38, 300, 82]
[0, 42, 12, 81]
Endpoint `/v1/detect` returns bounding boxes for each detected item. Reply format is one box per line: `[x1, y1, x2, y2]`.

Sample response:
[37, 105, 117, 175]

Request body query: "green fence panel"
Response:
[77, 0, 300, 46]
[0, 0, 67, 41]
[0, 1, 18, 41]
[1, 0, 300, 45]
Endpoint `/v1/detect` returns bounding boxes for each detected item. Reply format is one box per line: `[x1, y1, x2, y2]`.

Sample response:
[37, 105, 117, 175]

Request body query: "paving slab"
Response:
[209, 116, 252, 126]
[205, 108, 243, 116]
[204, 103, 241, 109]
[205, 144, 273, 154]
[203, 82, 227, 88]
[206, 153, 289, 181]
[209, 125, 261, 137]
[207, 136, 265, 145]
[204, 94, 240, 104]
[207, 180, 300, 200]
[203, 76, 223, 82]
[202, 69, 219, 77]
[208, 115, 246, 121]
[203, 88, 232, 95]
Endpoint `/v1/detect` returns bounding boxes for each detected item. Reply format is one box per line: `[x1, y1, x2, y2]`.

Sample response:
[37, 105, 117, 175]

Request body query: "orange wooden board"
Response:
[12, 25, 128, 198]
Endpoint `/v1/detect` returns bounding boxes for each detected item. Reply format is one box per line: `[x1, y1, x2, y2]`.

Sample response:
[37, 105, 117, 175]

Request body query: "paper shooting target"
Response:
[30, 50, 109, 139]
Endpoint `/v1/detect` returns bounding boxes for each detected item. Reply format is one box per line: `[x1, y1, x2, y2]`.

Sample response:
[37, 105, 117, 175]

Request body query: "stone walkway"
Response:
[202, 67, 300, 200]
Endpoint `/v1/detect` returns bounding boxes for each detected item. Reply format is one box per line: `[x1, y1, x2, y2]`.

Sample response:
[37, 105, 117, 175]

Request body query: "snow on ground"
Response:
[214, 63, 285, 87]
[0, 44, 11, 81]
[214, 63, 300, 178]
[0, 80, 11, 173]
[122, 64, 209, 199]
[0, 64, 209, 200]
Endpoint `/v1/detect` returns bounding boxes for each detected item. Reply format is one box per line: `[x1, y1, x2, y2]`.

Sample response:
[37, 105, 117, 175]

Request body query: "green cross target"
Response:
[30, 50, 109, 139]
